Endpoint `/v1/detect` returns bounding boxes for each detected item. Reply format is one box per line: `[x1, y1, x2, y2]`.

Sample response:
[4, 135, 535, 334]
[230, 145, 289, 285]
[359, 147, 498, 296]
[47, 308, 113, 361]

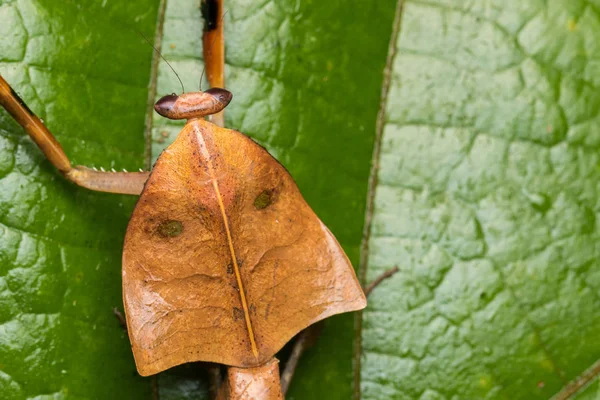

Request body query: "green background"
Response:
[1, 0, 600, 399]
[362, 1, 600, 399]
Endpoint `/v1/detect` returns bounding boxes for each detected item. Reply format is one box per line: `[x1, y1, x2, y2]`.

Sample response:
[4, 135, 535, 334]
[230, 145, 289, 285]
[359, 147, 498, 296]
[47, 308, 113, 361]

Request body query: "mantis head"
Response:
[154, 88, 232, 120]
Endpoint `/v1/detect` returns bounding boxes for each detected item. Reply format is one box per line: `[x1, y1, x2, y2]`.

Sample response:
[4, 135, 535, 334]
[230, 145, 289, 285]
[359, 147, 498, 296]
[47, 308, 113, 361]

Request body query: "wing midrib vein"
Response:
[193, 124, 259, 359]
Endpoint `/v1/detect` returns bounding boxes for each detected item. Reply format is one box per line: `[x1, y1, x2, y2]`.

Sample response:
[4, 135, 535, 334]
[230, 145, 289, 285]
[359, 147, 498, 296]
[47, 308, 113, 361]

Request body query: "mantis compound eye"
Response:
[204, 87, 233, 105]
[154, 94, 179, 116]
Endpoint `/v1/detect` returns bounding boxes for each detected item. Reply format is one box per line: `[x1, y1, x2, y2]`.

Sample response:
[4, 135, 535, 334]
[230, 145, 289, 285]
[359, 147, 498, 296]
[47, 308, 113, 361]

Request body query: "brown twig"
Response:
[552, 359, 600, 400]
[280, 323, 323, 395]
[280, 330, 310, 395]
[364, 266, 399, 297]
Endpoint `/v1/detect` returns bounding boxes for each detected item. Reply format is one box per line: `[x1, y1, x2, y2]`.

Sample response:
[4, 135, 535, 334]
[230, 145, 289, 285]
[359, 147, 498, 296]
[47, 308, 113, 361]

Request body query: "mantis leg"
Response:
[0, 74, 149, 195]
[203, 0, 226, 128]
[280, 323, 323, 395]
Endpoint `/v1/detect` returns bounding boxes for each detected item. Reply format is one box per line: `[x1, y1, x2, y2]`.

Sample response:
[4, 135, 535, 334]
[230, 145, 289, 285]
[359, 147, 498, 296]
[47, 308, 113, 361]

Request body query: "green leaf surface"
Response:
[6, 0, 597, 399]
[361, 1, 600, 399]
[0, 0, 158, 398]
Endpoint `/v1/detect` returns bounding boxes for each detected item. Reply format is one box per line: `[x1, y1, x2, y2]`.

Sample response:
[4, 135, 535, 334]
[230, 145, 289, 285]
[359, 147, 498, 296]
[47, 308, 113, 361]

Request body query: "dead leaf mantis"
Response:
[0, 75, 366, 400]
[0, 1, 397, 398]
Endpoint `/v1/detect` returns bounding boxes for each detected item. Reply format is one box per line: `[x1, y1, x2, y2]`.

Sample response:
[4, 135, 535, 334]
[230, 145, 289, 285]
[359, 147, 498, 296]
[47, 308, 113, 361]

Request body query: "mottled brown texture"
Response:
[122, 118, 366, 376]
[217, 359, 283, 400]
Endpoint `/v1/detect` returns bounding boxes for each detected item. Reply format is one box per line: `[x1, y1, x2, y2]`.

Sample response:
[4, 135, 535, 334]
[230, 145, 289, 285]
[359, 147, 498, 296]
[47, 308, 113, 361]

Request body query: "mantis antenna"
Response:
[139, 31, 185, 94]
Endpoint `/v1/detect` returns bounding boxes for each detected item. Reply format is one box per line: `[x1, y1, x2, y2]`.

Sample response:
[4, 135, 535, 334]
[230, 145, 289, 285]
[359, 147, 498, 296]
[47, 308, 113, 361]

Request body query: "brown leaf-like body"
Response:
[122, 119, 366, 376]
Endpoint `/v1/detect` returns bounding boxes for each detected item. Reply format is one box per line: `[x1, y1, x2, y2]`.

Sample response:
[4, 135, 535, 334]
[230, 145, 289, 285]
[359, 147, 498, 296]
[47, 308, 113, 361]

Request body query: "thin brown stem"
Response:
[280, 331, 309, 395]
[552, 359, 600, 400]
[280, 323, 323, 396]
[364, 266, 399, 297]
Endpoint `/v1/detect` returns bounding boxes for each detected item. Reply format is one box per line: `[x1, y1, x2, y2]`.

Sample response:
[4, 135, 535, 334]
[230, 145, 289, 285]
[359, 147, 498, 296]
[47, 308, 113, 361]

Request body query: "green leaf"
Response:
[10, 0, 598, 399]
[0, 0, 158, 398]
[361, 1, 600, 399]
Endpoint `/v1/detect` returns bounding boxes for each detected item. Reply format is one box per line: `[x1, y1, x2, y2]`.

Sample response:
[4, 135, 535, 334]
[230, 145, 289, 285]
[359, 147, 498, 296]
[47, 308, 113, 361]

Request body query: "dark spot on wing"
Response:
[233, 307, 244, 321]
[254, 189, 274, 210]
[226, 263, 233, 274]
[156, 220, 184, 238]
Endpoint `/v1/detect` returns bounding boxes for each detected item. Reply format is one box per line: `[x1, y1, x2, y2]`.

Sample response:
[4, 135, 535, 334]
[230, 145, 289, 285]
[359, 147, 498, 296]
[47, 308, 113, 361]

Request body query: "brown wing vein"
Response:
[193, 124, 259, 360]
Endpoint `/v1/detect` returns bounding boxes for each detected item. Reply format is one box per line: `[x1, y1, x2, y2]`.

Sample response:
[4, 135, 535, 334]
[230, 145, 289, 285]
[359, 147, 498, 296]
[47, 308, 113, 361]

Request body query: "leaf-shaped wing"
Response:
[122, 119, 366, 376]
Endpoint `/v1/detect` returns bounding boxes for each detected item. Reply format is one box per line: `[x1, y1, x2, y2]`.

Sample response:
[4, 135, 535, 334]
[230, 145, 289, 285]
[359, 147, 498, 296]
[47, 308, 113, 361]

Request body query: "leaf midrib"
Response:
[353, 1, 406, 399]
